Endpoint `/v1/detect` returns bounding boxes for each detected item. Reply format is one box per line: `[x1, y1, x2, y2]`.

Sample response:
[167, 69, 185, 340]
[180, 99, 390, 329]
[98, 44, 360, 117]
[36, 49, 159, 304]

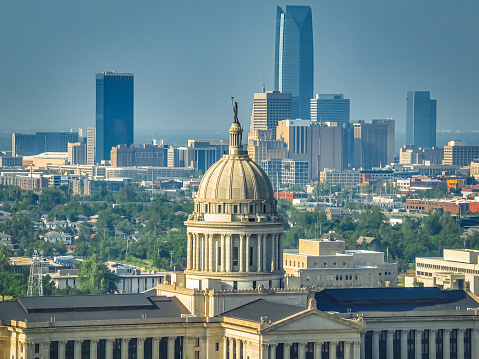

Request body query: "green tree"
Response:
[77, 255, 120, 294]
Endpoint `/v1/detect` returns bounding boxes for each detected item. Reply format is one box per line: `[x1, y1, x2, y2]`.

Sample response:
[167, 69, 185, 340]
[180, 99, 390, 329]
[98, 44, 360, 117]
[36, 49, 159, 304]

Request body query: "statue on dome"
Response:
[231, 97, 239, 123]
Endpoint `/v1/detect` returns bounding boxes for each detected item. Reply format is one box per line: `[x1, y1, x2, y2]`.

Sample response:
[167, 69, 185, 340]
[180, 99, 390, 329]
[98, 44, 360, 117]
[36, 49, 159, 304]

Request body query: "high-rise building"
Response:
[12, 132, 79, 156]
[249, 90, 292, 139]
[86, 127, 96, 165]
[353, 120, 395, 169]
[67, 142, 87, 165]
[274, 6, 313, 120]
[310, 94, 350, 125]
[96, 72, 134, 162]
[406, 91, 437, 148]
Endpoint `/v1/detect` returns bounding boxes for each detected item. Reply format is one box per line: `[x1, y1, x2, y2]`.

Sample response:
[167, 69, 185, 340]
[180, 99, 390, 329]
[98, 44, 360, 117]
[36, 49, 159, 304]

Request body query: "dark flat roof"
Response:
[0, 294, 190, 323]
[219, 299, 305, 323]
[316, 288, 479, 313]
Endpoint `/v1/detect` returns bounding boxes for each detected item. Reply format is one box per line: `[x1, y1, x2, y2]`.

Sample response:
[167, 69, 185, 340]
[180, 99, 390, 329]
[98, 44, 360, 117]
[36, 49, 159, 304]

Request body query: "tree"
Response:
[0, 246, 10, 272]
[77, 255, 120, 294]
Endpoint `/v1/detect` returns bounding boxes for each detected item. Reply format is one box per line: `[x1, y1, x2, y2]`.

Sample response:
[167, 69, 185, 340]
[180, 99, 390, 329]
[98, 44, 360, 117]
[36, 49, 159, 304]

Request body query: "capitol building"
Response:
[1, 113, 479, 359]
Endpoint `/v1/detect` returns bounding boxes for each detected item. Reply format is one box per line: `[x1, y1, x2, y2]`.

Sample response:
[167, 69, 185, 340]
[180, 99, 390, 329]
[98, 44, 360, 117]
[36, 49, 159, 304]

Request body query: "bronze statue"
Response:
[231, 97, 239, 123]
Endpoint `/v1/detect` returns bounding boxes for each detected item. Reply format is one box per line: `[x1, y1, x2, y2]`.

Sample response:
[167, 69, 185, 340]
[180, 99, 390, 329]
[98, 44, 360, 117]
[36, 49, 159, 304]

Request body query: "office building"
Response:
[406, 91, 437, 148]
[283, 231, 397, 289]
[110, 144, 167, 168]
[96, 72, 134, 162]
[86, 127, 96, 165]
[249, 90, 291, 139]
[247, 130, 287, 166]
[261, 158, 309, 187]
[276, 120, 343, 179]
[12, 132, 79, 156]
[274, 6, 313, 120]
[353, 120, 395, 169]
[320, 169, 362, 187]
[443, 140, 479, 166]
[310, 94, 350, 125]
[67, 142, 87, 165]
[399, 145, 444, 165]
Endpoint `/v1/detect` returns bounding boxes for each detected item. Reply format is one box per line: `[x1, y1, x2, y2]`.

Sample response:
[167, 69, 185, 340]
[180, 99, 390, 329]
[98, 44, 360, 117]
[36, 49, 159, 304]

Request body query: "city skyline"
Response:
[0, 0, 478, 134]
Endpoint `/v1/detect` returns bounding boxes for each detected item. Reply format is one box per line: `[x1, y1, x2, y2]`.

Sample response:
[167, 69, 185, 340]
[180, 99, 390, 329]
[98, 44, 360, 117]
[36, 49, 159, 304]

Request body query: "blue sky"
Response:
[0, 0, 477, 134]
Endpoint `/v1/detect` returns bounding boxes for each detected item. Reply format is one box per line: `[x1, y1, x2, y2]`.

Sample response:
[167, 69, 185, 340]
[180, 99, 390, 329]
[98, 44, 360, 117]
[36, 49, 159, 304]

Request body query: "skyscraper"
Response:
[406, 91, 437, 148]
[96, 72, 134, 162]
[311, 94, 350, 125]
[274, 6, 313, 120]
[249, 90, 291, 139]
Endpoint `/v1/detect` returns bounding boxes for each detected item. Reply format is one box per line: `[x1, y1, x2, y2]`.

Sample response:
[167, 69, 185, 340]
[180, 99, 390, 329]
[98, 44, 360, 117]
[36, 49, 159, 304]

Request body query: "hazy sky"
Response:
[0, 0, 478, 135]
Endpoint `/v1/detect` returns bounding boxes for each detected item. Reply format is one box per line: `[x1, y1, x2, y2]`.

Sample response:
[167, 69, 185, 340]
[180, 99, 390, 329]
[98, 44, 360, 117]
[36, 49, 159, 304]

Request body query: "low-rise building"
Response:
[42, 231, 73, 244]
[283, 232, 397, 289]
[414, 248, 479, 295]
[319, 169, 362, 187]
[405, 198, 470, 214]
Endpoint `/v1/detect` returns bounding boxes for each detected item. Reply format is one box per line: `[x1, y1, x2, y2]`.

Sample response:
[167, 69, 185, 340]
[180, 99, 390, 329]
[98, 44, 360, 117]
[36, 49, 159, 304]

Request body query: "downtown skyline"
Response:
[0, 0, 478, 134]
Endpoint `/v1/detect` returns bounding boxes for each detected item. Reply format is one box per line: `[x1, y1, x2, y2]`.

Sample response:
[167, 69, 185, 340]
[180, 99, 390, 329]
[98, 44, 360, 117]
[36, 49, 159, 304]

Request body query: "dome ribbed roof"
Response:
[197, 154, 275, 201]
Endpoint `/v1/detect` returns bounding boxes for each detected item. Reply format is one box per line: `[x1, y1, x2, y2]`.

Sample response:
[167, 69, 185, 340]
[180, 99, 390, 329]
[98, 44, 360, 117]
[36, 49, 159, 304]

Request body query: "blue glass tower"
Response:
[406, 91, 436, 148]
[96, 72, 134, 162]
[274, 6, 313, 120]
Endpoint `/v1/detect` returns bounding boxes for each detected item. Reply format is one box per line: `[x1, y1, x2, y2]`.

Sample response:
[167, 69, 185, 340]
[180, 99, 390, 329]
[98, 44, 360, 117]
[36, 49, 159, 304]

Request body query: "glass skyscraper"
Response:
[310, 94, 350, 125]
[406, 91, 436, 148]
[274, 6, 313, 120]
[96, 72, 134, 162]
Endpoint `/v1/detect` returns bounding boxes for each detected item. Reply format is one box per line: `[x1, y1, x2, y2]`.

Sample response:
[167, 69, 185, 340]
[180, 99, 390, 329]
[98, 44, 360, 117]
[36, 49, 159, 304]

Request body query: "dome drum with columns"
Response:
[185, 107, 285, 290]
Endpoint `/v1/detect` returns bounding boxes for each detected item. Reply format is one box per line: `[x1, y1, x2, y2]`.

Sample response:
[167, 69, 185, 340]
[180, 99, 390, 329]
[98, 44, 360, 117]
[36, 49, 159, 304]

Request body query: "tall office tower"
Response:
[353, 119, 395, 169]
[373, 119, 395, 165]
[311, 94, 350, 125]
[276, 120, 343, 180]
[86, 127, 96, 165]
[249, 91, 292, 140]
[406, 91, 437, 148]
[67, 142, 87, 165]
[96, 72, 134, 162]
[274, 6, 313, 120]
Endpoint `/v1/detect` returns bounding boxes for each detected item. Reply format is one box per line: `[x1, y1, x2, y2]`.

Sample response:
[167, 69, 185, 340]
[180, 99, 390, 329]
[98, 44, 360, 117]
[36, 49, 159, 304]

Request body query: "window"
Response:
[195, 351, 200, 359]
[249, 247, 254, 266]
[195, 338, 200, 347]
[35, 344, 39, 353]
[234, 205, 238, 214]
[218, 247, 221, 266]
[233, 281, 238, 290]
[233, 247, 239, 266]
[216, 343, 220, 351]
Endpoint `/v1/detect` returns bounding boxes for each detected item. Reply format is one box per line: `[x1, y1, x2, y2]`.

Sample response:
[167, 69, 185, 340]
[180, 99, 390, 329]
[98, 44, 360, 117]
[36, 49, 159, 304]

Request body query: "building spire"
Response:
[229, 97, 243, 155]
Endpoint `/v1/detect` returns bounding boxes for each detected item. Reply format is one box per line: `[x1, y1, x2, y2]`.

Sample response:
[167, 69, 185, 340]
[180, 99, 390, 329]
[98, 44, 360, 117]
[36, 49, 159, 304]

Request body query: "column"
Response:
[271, 234, 276, 272]
[344, 342, 352, 359]
[168, 337, 176, 359]
[209, 234, 214, 272]
[354, 341, 361, 359]
[187, 233, 192, 270]
[221, 235, 226, 272]
[330, 341, 337, 359]
[429, 330, 437, 359]
[401, 331, 408, 359]
[457, 329, 465, 359]
[204, 234, 209, 271]
[372, 331, 379, 359]
[59, 340, 66, 359]
[137, 338, 145, 359]
[223, 337, 228, 359]
[74, 340, 83, 359]
[121, 338, 129, 359]
[257, 235, 262, 272]
[387, 330, 394, 359]
[360, 333, 366, 359]
[246, 235, 251, 272]
[215, 240, 219, 272]
[229, 338, 234, 359]
[472, 329, 479, 359]
[262, 234, 267, 275]
[41, 341, 50, 359]
[278, 234, 283, 270]
[237, 339, 243, 359]
[314, 342, 321, 359]
[225, 235, 232, 272]
[200, 234, 204, 271]
[298, 343, 306, 359]
[152, 337, 160, 359]
[90, 339, 99, 359]
[415, 330, 422, 359]
[443, 329, 451, 359]
[239, 235, 245, 272]
[26, 342, 35, 359]
[284, 343, 291, 359]
[195, 234, 200, 271]
[261, 344, 269, 359]
[106, 339, 114, 359]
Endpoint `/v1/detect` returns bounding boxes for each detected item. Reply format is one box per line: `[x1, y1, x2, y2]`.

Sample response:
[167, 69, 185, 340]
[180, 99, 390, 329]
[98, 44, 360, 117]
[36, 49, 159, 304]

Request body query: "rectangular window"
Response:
[218, 247, 221, 266]
[233, 247, 239, 266]
[216, 343, 220, 351]
[249, 247, 254, 266]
